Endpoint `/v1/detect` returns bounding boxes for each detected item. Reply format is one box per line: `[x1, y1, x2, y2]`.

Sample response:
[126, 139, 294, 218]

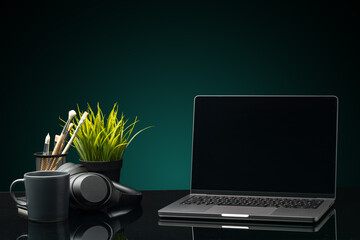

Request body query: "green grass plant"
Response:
[65, 103, 151, 162]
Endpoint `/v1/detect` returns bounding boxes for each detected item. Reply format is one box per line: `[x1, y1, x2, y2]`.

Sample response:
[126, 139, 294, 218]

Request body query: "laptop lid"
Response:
[190, 96, 338, 199]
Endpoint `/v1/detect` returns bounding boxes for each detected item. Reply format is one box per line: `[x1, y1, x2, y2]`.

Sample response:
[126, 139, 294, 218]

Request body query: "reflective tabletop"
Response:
[1, 188, 359, 240]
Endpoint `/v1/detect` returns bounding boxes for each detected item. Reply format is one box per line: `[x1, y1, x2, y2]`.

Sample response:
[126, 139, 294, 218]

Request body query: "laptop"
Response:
[159, 209, 336, 233]
[158, 95, 338, 223]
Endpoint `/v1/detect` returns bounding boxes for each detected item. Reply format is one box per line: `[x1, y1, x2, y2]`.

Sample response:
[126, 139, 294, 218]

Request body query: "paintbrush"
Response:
[43, 133, 50, 155]
[54, 135, 60, 147]
[52, 110, 76, 155]
[59, 123, 74, 153]
[66, 123, 74, 139]
[62, 112, 88, 154]
[40, 133, 50, 170]
[48, 123, 75, 170]
[51, 112, 88, 170]
[46, 110, 76, 170]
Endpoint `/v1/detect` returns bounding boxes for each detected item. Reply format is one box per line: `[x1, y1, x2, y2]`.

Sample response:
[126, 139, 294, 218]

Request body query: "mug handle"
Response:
[9, 179, 27, 206]
[16, 234, 28, 240]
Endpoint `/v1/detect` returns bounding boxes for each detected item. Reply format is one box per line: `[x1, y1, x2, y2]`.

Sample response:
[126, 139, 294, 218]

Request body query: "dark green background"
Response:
[0, 0, 359, 191]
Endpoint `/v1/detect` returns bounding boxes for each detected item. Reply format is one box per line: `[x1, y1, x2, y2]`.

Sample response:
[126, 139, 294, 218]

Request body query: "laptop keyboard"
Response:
[181, 195, 324, 209]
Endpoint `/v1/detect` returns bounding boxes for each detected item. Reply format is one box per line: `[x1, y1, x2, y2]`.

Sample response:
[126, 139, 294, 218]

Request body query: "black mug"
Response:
[10, 171, 70, 222]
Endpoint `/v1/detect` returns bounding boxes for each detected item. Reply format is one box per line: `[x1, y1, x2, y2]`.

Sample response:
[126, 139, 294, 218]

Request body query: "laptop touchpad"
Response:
[207, 206, 277, 215]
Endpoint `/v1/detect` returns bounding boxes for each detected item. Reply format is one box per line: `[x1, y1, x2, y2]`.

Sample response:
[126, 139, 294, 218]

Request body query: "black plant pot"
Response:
[79, 159, 123, 182]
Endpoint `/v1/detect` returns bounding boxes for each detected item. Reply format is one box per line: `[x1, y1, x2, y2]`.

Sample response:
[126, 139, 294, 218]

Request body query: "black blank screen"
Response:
[191, 96, 337, 195]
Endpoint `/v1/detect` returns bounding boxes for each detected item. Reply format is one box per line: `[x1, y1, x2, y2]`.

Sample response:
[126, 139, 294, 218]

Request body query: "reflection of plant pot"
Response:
[79, 159, 123, 182]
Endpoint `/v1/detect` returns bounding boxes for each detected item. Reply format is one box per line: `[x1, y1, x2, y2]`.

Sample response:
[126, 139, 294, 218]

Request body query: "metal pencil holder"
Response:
[34, 152, 67, 171]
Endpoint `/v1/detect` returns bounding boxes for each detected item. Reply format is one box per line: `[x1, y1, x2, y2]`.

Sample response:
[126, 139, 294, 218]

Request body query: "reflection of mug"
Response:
[16, 205, 143, 240]
[16, 221, 70, 240]
[10, 171, 70, 222]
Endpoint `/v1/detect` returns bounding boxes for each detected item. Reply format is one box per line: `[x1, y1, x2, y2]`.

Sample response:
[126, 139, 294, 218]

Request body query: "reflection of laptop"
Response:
[190, 210, 337, 240]
[159, 96, 338, 223]
[159, 209, 336, 233]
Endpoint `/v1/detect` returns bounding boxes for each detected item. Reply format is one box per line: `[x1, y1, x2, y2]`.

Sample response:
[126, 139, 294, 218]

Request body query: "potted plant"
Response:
[68, 103, 151, 182]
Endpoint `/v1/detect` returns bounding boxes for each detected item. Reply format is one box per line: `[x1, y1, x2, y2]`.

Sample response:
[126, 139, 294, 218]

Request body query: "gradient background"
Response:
[0, 0, 359, 191]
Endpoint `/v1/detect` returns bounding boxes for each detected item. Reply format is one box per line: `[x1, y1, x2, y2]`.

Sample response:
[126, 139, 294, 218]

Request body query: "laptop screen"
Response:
[191, 96, 337, 196]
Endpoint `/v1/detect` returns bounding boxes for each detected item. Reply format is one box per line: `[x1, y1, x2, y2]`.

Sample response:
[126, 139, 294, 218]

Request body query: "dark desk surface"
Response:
[1, 188, 359, 240]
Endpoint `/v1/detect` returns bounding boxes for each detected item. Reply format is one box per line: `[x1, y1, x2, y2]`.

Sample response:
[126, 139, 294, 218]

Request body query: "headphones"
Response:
[57, 163, 142, 214]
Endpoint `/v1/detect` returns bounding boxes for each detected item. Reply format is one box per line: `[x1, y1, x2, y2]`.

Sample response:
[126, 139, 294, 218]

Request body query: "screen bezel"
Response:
[190, 95, 338, 199]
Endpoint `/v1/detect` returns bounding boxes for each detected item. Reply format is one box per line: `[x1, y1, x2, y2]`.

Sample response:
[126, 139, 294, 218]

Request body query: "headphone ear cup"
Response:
[71, 173, 112, 209]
